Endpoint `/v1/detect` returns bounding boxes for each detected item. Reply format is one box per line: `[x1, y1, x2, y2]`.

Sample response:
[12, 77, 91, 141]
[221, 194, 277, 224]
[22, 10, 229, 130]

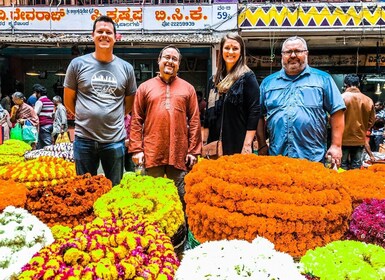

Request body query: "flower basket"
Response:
[0, 206, 54, 279]
[185, 154, 352, 257]
[300, 240, 385, 279]
[0, 156, 76, 189]
[94, 173, 185, 238]
[346, 198, 385, 248]
[176, 236, 305, 279]
[0, 178, 27, 211]
[18, 215, 180, 279]
[25, 173, 112, 227]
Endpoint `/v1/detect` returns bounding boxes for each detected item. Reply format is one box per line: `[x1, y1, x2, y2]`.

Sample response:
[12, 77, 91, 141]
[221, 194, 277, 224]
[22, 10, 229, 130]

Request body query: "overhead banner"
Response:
[0, 4, 237, 33]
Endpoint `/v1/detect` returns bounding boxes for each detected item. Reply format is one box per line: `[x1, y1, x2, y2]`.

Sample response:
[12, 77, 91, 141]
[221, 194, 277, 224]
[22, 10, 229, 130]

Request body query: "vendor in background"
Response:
[370, 101, 385, 152]
[51, 96, 68, 143]
[0, 103, 12, 142]
[34, 86, 54, 149]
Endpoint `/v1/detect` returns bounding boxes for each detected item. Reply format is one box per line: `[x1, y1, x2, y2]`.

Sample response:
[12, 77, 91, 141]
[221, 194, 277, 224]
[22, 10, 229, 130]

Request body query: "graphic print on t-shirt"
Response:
[91, 70, 118, 98]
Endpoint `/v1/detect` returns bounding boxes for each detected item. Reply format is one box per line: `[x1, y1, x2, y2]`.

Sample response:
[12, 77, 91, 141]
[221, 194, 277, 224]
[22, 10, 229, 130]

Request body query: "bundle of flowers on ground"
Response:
[24, 142, 74, 162]
[185, 154, 352, 257]
[18, 215, 179, 279]
[0, 156, 76, 189]
[0, 206, 54, 279]
[94, 172, 184, 238]
[175, 236, 305, 280]
[26, 173, 112, 227]
[346, 198, 385, 248]
[0, 178, 27, 211]
[338, 168, 385, 207]
[0, 139, 31, 166]
[300, 240, 385, 279]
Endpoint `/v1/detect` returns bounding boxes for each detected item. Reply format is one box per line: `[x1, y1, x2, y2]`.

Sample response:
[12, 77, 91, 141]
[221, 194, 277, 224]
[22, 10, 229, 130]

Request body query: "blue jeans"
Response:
[37, 124, 53, 149]
[341, 146, 364, 170]
[73, 136, 125, 186]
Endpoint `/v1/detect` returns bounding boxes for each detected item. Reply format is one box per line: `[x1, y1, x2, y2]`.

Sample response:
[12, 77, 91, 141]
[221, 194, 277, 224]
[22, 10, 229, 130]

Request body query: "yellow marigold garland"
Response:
[185, 155, 352, 257]
[0, 179, 27, 211]
[94, 173, 184, 237]
[0, 156, 76, 189]
[0, 139, 31, 166]
[18, 216, 179, 279]
[26, 174, 112, 227]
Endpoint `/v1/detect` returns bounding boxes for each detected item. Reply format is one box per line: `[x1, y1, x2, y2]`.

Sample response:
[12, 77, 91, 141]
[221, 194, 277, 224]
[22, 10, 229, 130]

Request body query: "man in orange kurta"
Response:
[129, 45, 202, 210]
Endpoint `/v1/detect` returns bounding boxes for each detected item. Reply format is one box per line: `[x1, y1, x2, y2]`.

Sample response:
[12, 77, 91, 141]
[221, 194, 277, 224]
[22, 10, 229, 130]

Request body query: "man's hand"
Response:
[132, 152, 144, 166]
[185, 154, 197, 168]
[325, 144, 342, 168]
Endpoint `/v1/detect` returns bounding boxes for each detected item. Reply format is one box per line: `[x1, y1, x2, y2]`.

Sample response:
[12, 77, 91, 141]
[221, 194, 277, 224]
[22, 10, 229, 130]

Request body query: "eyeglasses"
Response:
[281, 50, 308, 57]
[162, 55, 179, 63]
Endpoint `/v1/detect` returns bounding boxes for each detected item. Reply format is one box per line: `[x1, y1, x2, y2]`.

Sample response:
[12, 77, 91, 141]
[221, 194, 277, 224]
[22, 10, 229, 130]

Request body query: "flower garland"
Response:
[0, 179, 27, 211]
[0, 139, 31, 166]
[26, 173, 112, 227]
[94, 172, 185, 238]
[300, 240, 385, 279]
[0, 156, 76, 189]
[24, 142, 74, 162]
[185, 155, 352, 257]
[18, 215, 179, 279]
[346, 199, 385, 248]
[176, 236, 305, 280]
[337, 168, 385, 207]
[0, 206, 54, 279]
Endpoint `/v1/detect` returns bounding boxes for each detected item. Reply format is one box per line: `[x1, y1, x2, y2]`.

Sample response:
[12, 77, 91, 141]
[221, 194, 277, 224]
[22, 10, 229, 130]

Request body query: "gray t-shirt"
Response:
[64, 53, 137, 143]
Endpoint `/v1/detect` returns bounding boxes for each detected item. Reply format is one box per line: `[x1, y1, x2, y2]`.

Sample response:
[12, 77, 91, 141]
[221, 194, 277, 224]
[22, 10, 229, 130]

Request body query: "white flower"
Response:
[175, 236, 305, 280]
[0, 206, 54, 280]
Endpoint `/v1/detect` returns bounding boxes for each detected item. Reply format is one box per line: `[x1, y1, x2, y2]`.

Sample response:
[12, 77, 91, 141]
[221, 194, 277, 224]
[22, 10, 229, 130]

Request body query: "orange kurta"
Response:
[129, 76, 202, 171]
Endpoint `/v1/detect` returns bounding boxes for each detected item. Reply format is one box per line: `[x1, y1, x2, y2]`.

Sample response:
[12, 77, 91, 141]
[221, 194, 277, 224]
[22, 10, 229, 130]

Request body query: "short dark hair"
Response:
[35, 85, 47, 96]
[93, 15, 116, 36]
[158, 45, 182, 61]
[32, 84, 42, 92]
[344, 74, 360, 87]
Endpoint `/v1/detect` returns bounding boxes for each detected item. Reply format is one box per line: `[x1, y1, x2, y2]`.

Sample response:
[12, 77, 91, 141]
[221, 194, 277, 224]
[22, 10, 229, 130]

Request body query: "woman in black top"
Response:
[203, 32, 261, 155]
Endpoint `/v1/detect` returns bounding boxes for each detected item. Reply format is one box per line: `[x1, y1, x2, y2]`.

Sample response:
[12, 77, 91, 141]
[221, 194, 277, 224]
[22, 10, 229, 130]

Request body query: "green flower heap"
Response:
[94, 173, 185, 237]
[0, 206, 54, 279]
[19, 216, 179, 279]
[300, 240, 385, 279]
[0, 139, 31, 166]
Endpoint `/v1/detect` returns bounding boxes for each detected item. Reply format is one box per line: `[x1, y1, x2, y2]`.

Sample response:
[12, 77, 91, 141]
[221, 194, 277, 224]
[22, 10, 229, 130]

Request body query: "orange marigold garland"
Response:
[337, 167, 385, 207]
[0, 179, 27, 211]
[25, 174, 112, 227]
[185, 154, 352, 257]
[0, 156, 76, 189]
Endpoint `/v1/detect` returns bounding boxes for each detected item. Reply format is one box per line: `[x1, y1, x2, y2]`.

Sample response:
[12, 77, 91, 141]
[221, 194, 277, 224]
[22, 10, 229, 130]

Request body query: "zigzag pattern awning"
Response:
[239, 3, 385, 29]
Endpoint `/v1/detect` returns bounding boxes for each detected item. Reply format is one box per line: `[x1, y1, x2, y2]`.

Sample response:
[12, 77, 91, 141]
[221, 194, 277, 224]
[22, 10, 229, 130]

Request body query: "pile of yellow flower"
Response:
[338, 164, 385, 207]
[0, 139, 31, 166]
[185, 155, 352, 257]
[0, 156, 76, 189]
[18, 216, 180, 279]
[94, 173, 184, 238]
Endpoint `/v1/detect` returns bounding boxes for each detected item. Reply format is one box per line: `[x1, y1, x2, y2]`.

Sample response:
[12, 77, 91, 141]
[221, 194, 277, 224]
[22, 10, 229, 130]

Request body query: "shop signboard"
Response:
[0, 4, 237, 33]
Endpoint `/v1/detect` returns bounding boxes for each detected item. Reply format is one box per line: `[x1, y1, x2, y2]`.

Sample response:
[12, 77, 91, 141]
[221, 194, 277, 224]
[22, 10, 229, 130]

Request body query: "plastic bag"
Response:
[55, 132, 71, 144]
[10, 123, 23, 140]
[22, 120, 38, 143]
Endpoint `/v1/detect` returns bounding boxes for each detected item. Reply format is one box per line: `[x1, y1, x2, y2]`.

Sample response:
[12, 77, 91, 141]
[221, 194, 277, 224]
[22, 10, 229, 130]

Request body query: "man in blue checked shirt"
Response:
[257, 36, 346, 168]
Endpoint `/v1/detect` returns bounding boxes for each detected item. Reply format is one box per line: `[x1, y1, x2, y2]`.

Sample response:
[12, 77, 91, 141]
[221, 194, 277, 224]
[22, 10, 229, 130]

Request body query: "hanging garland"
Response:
[18, 215, 179, 280]
[185, 154, 352, 257]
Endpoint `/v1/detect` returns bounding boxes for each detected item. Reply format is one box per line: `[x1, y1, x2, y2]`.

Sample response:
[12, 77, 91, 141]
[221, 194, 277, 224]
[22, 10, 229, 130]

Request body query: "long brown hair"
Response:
[214, 32, 250, 93]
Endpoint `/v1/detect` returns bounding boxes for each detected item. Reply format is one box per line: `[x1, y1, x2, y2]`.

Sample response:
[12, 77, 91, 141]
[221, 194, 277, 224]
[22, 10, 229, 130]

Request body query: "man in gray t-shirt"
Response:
[64, 15, 137, 186]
